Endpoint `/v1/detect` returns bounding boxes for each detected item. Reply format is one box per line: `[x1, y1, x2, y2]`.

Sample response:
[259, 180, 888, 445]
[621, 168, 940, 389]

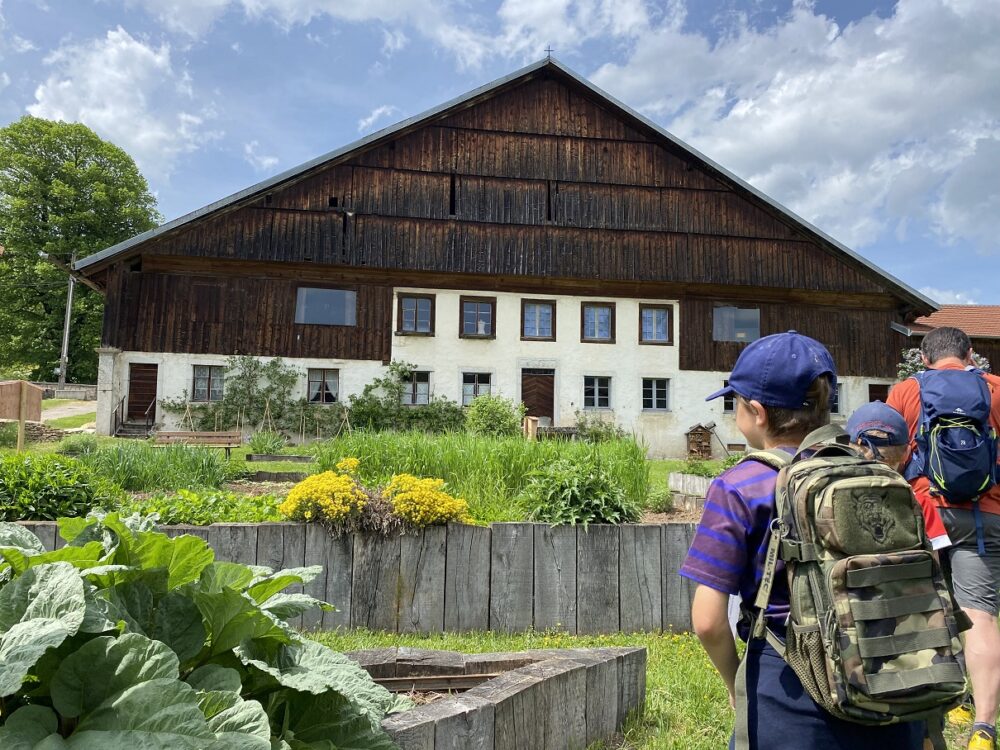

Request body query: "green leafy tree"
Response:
[0, 116, 159, 382]
[897, 347, 991, 380]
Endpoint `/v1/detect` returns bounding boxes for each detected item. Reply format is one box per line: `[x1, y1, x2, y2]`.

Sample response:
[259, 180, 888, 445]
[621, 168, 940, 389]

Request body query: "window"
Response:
[401, 371, 430, 406]
[460, 296, 496, 338]
[584, 376, 611, 408]
[712, 305, 760, 342]
[639, 305, 672, 344]
[462, 372, 492, 406]
[581, 302, 615, 343]
[831, 383, 843, 415]
[308, 369, 339, 404]
[642, 378, 669, 410]
[397, 294, 434, 335]
[722, 380, 735, 414]
[295, 287, 357, 326]
[868, 383, 890, 403]
[192, 365, 224, 402]
[522, 300, 556, 340]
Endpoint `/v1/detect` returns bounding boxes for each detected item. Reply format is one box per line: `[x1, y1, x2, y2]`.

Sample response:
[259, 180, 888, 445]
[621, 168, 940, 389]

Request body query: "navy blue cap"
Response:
[846, 401, 908, 446]
[705, 331, 837, 409]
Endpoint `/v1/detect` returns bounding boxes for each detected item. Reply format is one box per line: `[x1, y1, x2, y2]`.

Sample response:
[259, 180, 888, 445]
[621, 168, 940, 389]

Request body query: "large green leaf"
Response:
[133, 533, 214, 590]
[246, 567, 322, 604]
[185, 664, 242, 693]
[199, 562, 255, 594]
[194, 588, 291, 657]
[236, 638, 395, 728]
[0, 620, 77, 696]
[0, 523, 45, 554]
[0, 542, 107, 576]
[50, 633, 179, 718]
[67, 678, 215, 749]
[277, 691, 399, 750]
[0, 703, 59, 749]
[197, 689, 271, 750]
[260, 594, 331, 621]
[151, 592, 206, 663]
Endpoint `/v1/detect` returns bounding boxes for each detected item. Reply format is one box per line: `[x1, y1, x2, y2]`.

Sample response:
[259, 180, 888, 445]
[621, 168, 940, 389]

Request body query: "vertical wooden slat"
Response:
[444, 523, 491, 632]
[320, 532, 354, 630]
[19, 522, 57, 551]
[351, 534, 401, 631]
[619, 525, 663, 633]
[302, 524, 329, 630]
[576, 525, 620, 635]
[207, 524, 259, 565]
[489, 523, 534, 633]
[661, 524, 694, 631]
[399, 527, 447, 633]
[533, 525, 577, 633]
[256, 523, 308, 626]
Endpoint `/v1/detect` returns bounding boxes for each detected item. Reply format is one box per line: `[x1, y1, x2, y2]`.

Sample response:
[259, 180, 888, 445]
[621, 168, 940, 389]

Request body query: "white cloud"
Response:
[920, 287, 980, 305]
[381, 28, 408, 56]
[122, 0, 232, 37]
[10, 35, 36, 53]
[589, 0, 1000, 253]
[0, 71, 9, 92]
[243, 140, 278, 172]
[357, 104, 398, 133]
[27, 27, 220, 179]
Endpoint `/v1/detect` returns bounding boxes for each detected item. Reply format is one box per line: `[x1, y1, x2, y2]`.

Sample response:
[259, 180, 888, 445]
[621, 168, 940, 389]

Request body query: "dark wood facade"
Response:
[82, 64, 929, 377]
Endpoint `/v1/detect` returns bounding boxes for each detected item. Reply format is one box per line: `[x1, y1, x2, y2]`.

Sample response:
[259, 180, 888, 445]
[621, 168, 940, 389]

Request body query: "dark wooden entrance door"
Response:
[868, 383, 890, 403]
[127, 363, 158, 420]
[521, 368, 555, 423]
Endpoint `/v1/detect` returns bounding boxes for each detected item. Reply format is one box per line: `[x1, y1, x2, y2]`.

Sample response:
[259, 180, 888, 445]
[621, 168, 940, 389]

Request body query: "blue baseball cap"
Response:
[705, 331, 837, 409]
[846, 401, 908, 446]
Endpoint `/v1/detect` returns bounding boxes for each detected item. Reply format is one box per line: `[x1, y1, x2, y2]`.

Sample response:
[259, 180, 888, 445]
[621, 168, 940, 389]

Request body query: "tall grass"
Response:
[74, 442, 230, 491]
[313, 433, 650, 523]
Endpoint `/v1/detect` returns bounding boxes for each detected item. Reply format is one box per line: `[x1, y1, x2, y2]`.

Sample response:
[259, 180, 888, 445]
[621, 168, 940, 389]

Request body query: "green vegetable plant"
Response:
[0, 453, 119, 521]
[114, 488, 284, 525]
[0, 515, 406, 747]
[248, 430, 287, 455]
[521, 457, 640, 527]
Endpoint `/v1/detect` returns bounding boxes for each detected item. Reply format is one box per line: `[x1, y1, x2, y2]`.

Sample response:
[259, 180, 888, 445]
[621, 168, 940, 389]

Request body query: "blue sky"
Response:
[1, 0, 998, 304]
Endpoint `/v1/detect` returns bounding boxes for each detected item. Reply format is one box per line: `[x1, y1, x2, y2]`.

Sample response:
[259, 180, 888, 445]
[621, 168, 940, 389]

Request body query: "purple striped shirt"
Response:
[679, 452, 792, 638]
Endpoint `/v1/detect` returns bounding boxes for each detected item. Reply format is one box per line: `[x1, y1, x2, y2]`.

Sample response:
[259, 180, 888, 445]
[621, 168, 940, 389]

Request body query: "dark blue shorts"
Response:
[729, 640, 925, 750]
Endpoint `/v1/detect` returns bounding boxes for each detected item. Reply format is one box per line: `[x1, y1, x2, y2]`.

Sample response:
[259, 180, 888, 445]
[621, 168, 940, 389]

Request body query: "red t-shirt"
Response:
[887, 362, 1000, 516]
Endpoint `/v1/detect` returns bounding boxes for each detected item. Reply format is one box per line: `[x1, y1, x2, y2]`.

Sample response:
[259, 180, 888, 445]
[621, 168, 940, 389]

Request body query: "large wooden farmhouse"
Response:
[74, 58, 936, 457]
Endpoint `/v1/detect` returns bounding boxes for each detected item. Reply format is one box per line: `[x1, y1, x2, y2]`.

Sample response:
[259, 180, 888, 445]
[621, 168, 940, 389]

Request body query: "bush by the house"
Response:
[114, 487, 283, 525]
[314, 431, 649, 524]
[465, 393, 526, 437]
[75, 442, 230, 491]
[521, 456, 641, 526]
[0, 453, 120, 521]
[574, 409, 629, 442]
[56, 432, 100, 456]
[248, 429, 286, 454]
[0, 516, 406, 748]
[645, 486, 674, 514]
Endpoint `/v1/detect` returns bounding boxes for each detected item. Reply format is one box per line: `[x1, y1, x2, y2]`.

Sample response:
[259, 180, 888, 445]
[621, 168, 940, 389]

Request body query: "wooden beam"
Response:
[375, 674, 500, 693]
[42, 253, 104, 293]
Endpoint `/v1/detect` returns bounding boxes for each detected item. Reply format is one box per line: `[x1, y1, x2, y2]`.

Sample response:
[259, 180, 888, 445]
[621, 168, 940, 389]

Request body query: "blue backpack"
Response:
[905, 368, 999, 552]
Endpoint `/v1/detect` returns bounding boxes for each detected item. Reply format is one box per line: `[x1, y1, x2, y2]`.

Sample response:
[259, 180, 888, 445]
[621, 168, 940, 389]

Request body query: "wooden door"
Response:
[127, 363, 158, 420]
[521, 368, 555, 421]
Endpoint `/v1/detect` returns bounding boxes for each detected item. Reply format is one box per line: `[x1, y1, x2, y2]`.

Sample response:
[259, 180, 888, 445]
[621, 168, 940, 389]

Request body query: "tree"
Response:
[0, 116, 159, 382]
[897, 346, 991, 380]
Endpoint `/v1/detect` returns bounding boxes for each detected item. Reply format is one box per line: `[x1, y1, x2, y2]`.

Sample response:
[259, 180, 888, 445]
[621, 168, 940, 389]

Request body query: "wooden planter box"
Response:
[350, 646, 646, 750]
[246, 454, 315, 463]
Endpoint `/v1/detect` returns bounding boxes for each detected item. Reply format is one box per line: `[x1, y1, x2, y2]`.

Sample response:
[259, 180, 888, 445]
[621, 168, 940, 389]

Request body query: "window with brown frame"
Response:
[308, 369, 339, 404]
[581, 302, 615, 343]
[192, 365, 225, 402]
[397, 294, 435, 335]
[460, 296, 496, 338]
[401, 371, 431, 406]
[521, 299, 556, 340]
[639, 304, 673, 345]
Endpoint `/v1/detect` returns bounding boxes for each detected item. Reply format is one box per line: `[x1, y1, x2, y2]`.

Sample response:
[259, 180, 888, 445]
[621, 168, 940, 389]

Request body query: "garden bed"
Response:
[351, 646, 645, 750]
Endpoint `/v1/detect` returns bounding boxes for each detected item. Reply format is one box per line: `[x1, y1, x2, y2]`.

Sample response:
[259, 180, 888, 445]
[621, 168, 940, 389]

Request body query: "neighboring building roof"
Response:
[73, 57, 936, 314]
[908, 305, 1000, 339]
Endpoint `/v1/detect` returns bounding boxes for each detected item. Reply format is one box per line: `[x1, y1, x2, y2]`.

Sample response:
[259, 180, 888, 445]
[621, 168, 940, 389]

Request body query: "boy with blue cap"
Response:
[680, 331, 924, 749]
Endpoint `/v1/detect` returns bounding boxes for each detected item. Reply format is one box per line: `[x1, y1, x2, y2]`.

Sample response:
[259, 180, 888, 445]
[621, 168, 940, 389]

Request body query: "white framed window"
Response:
[462, 372, 492, 406]
[642, 378, 669, 410]
[401, 371, 431, 406]
[584, 376, 611, 409]
[308, 369, 339, 404]
[192, 365, 225, 402]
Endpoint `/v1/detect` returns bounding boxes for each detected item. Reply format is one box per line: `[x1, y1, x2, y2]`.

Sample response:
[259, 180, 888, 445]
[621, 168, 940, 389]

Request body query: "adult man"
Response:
[889, 326, 1000, 750]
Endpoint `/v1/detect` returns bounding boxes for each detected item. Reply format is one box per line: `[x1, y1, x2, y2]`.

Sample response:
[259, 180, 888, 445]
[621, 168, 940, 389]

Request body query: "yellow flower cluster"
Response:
[383, 473, 470, 527]
[279, 470, 366, 523]
[335, 457, 360, 474]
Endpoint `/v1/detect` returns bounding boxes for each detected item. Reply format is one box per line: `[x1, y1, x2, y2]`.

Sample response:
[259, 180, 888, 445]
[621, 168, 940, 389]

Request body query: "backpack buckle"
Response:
[780, 539, 818, 562]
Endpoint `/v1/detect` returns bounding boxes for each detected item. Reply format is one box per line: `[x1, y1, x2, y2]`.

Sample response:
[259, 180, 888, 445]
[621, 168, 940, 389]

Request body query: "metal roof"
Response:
[73, 57, 936, 313]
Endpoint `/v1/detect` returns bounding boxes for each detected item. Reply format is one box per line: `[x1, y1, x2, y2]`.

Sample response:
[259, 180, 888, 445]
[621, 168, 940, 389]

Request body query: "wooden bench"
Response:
[151, 430, 243, 458]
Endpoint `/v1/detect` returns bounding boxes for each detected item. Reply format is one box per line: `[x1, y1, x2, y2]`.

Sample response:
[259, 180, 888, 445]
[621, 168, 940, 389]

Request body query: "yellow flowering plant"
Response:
[382, 473, 471, 527]
[279, 470, 367, 524]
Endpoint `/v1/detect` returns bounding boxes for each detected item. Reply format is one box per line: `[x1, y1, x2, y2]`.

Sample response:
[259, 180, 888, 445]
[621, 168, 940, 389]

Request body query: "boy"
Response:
[846, 400, 952, 551]
[679, 331, 924, 749]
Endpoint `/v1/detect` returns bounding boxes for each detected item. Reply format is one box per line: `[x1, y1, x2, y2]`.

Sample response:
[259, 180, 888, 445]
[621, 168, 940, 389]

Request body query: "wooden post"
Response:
[16, 380, 27, 452]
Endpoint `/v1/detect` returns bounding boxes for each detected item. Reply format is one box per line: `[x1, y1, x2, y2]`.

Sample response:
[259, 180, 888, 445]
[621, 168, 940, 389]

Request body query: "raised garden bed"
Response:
[246, 453, 315, 463]
[349, 646, 646, 750]
[249, 470, 308, 482]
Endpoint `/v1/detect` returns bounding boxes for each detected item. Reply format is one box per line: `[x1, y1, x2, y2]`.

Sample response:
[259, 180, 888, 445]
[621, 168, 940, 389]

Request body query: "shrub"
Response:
[0, 421, 16, 449]
[75, 442, 229, 491]
[346, 360, 466, 433]
[645, 487, 674, 514]
[114, 488, 283, 525]
[574, 409, 628, 442]
[521, 456, 641, 526]
[465, 393, 526, 437]
[383, 473, 470, 527]
[248, 429, 286, 454]
[682, 458, 721, 478]
[722, 452, 745, 470]
[0, 517, 406, 747]
[0, 453, 119, 520]
[57, 432, 100, 456]
[280, 470, 368, 524]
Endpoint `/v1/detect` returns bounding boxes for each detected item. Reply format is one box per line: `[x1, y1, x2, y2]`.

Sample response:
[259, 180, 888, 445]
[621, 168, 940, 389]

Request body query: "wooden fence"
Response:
[19, 521, 700, 634]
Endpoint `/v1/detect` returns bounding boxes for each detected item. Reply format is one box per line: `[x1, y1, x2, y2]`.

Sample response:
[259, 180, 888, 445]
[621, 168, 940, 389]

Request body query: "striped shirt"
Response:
[679, 452, 792, 639]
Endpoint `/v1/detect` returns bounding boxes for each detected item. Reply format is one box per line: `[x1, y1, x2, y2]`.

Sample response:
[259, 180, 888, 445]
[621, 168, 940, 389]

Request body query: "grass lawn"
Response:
[44, 412, 96, 429]
[40, 398, 74, 409]
[313, 628, 732, 750]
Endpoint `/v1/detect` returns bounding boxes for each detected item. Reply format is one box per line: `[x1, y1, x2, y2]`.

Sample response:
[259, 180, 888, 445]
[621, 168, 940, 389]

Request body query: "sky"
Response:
[1, 0, 998, 305]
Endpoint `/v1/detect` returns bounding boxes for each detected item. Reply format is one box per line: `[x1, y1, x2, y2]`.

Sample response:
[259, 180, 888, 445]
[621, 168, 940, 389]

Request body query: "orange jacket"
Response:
[887, 362, 1000, 515]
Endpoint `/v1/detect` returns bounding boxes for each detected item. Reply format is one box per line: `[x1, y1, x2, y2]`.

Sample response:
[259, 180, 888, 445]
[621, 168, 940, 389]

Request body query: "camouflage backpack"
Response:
[734, 425, 969, 750]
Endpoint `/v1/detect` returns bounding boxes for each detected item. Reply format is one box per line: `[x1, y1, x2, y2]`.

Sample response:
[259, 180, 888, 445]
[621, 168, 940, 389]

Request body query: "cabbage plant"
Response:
[0, 515, 404, 748]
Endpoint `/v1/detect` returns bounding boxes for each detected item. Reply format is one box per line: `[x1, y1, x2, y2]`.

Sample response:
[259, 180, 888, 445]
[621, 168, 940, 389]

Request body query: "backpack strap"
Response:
[741, 448, 793, 471]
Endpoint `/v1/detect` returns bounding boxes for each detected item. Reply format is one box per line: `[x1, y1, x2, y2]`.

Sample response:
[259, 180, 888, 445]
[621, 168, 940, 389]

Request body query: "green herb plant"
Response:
[521, 457, 641, 527]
